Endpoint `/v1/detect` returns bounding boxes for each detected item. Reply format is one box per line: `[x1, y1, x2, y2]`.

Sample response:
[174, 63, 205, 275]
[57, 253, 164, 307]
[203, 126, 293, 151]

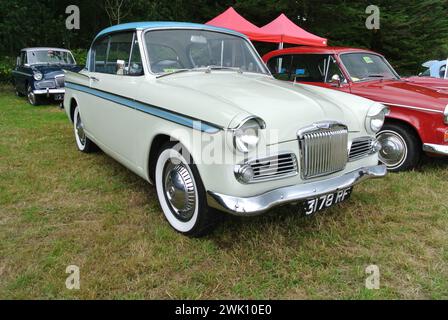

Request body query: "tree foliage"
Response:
[0, 0, 447, 76]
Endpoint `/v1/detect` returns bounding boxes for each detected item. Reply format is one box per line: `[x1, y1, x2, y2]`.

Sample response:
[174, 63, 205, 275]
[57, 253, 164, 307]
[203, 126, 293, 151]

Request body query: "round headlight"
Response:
[33, 72, 43, 81]
[365, 104, 389, 134]
[233, 117, 265, 153]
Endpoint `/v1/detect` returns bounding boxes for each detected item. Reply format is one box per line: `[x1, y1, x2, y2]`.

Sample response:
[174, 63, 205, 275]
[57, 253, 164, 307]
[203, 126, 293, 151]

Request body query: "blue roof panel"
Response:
[95, 22, 246, 40]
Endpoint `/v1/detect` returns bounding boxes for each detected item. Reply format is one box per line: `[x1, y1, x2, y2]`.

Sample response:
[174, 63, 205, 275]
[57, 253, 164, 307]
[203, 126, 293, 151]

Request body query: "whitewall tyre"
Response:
[155, 143, 220, 237]
[73, 106, 97, 153]
[377, 123, 421, 172]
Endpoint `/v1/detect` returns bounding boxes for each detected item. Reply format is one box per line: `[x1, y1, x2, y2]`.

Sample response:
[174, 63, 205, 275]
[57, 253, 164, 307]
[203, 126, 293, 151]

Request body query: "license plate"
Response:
[54, 94, 64, 101]
[302, 187, 353, 216]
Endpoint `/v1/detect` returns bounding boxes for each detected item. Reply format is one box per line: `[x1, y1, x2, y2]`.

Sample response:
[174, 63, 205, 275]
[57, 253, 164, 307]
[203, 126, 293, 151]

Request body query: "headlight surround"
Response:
[233, 117, 265, 153]
[33, 71, 43, 81]
[365, 103, 389, 134]
[444, 105, 448, 125]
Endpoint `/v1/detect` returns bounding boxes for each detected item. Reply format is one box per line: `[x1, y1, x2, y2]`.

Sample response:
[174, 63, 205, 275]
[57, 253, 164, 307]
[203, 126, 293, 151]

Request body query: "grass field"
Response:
[1, 85, 447, 300]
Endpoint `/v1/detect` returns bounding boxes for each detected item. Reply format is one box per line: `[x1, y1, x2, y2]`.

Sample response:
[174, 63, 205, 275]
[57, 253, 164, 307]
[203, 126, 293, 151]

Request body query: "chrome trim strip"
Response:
[207, 165, 388, 216]
[65, 81, 222, 134]
[379, 102, 444, 114]
[423, 143, 448, 156]
[12, 70, 31, 77]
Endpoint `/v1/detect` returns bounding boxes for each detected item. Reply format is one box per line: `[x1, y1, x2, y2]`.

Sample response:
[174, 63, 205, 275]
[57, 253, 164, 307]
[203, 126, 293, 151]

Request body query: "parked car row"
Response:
[12, 22, 447, 236]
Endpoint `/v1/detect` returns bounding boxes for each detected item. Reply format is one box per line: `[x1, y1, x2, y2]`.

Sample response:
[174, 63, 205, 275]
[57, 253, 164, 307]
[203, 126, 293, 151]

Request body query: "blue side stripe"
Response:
[65, 82, 221, 134]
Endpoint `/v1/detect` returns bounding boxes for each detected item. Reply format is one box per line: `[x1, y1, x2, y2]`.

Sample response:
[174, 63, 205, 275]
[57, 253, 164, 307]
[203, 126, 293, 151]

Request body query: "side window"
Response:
[21, 52, 27, 66]
[267, 55, 293, 81]
[128, 37, 144, 76]
[92, 36, 110, 73]
[440, 64, 446, 78]
[91, 32, 143, 76]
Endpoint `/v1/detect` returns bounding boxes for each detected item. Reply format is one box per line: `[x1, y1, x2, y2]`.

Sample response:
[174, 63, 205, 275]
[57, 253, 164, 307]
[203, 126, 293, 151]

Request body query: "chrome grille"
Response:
[298, 123, 348, 180]
[55, 75, 65, 88]
[349, 137, 374, 161]
[35, 80, 56, 89]
[247, 153, 298, 182]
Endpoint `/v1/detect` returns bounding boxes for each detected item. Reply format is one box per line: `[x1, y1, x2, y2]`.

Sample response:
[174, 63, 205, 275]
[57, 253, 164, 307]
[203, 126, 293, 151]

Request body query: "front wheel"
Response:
[155, 143, 220, 237]
[377, 123, 421, 172]
[27, 85, 40, 106]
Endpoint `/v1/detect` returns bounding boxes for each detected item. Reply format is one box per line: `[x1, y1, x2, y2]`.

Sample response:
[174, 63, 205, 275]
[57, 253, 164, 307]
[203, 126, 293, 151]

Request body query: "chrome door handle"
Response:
[89, 76, 100, 82]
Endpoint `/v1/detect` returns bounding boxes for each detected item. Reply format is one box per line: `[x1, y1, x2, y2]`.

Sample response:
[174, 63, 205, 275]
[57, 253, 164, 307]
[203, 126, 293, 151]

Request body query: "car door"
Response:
[82, 31, 145, 168]
[13, 51, 30, 94]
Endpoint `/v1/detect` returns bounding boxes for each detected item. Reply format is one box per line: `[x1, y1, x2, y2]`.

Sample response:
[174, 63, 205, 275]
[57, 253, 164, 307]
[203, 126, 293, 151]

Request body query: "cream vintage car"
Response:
[64, 22, 388, 237]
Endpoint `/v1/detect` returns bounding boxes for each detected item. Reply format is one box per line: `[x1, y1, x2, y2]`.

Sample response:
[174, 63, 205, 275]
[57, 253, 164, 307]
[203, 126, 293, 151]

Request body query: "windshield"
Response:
[267, 54, 346, 83]
[340, 53, 399, 82]
[145, 30, 268, 75]
[28, 50, 75, 65]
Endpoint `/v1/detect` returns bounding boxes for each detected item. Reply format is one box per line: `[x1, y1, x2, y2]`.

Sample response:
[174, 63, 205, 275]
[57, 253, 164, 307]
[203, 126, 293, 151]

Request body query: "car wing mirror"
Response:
[16, 56, 21, 67]
[330, 74, 342, 87]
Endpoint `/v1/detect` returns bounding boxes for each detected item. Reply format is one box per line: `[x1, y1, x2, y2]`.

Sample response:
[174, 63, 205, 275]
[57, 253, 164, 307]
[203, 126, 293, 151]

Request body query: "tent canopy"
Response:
[205, 7, 266, 41]
[259, 14, 327, 47]
[207, 8, 328, 47]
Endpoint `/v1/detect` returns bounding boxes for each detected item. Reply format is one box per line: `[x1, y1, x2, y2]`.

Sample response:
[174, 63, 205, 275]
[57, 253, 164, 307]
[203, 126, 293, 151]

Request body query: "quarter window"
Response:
[91, 32, 144, 76]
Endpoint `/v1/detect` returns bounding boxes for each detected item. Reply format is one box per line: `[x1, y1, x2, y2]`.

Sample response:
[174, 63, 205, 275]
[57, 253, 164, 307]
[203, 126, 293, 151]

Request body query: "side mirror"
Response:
[116, 60, 126, 75]
[16, 56, 21, 67]
[330, 74, 342, 87]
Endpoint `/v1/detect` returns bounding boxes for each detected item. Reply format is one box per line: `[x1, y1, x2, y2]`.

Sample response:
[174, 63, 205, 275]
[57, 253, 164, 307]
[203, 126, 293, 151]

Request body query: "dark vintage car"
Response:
[12, 47, 80, 106]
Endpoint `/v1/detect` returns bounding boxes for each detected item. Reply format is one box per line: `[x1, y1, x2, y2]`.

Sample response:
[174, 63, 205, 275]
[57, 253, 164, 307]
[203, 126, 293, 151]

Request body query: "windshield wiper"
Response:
[156, 68, 200, 79]
[156, 66, 244, 79]
[367, 74, 386, 78]
[206, 66, 243, 73]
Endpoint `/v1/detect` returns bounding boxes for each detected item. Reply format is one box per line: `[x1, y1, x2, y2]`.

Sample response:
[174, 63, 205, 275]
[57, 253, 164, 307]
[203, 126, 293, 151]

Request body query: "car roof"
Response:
[265, 46, 380, 57]
[22, 47, 72, 52]
[94, 21, 246, 41]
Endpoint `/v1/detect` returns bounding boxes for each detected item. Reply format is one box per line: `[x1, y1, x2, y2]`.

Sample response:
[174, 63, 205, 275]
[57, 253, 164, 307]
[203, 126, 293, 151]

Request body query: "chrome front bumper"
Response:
[423, 143, 448, 156]
[33, 88, 65, 95]
[207, 165, 387, 216]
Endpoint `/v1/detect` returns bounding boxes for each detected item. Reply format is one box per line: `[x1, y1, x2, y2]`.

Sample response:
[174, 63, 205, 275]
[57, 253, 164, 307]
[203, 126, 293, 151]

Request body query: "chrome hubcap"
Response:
[377, 130, 407, 169]
[163, 161, 196, 222]
[76, 113, 86, 146]
[27, 88, 35, 105]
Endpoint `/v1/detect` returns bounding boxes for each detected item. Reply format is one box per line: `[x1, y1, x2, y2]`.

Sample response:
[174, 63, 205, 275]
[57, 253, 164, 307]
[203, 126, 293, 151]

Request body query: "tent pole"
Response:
[277, 42, 284, 74]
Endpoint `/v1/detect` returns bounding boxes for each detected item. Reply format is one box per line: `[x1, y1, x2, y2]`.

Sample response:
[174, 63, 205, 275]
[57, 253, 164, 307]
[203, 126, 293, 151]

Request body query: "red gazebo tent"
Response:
[205, 7, 266, 41]
[259, 14, 328, 48]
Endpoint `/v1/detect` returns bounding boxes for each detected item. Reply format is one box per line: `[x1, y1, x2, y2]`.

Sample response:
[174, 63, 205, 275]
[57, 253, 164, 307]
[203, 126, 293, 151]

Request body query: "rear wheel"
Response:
[155, 143, 220, 237]
[377, 123, 421, 172]
[73, 105, 97, 153]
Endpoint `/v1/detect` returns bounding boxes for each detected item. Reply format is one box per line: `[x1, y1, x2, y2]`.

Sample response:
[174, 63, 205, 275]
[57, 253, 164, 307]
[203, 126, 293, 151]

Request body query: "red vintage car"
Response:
[263, 46, 448, 171]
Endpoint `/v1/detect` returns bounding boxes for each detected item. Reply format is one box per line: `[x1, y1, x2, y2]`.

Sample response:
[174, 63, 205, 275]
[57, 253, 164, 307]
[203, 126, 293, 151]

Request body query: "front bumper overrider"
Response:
[207, 165, 387, 216]
[423, 143, 448, 156]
